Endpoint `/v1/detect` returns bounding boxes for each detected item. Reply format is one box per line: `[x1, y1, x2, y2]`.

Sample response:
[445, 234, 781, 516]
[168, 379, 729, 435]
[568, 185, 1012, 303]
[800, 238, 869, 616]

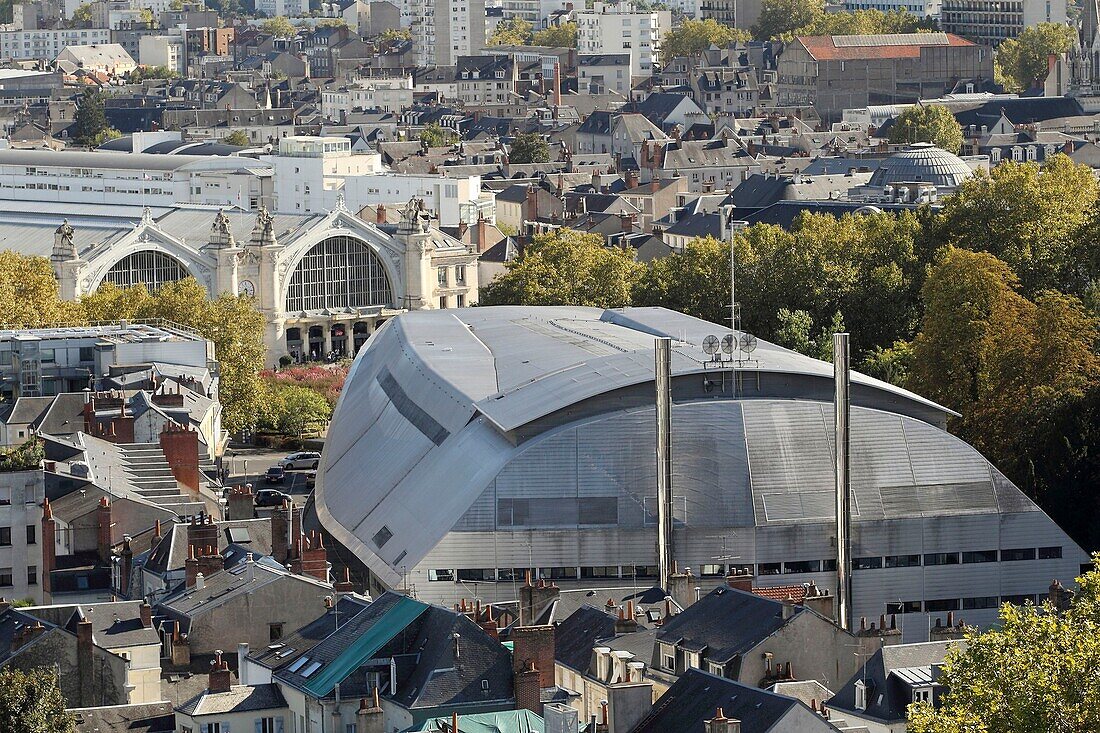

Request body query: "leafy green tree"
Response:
[508, 133, 551, 164]
[489, 17, 533, 45]
[70, 2, 94, 25]
[662, 19, 751, 57]
[72, 88, 112, 147]
[480, 228, 641, 308]
[379, 27, 412, 43]
[261, 16, 296, 38]
[223, 130, 251, 146]
[888, 104, 964, 153]
[632, 235, 731, 326]
[774, 308, 845, 360]
[932, 154, 1099, 295]
[130, 65, 177, 82]
[138, 7, 154, 24]
[790, 7, 929, 37]
[860, 339, 913, 386]
[0, 252, 83, 327]
[909, 556, 1100, 733]
[80, 279, 268, 435]
[995, 22, 1076, 91]
[260, 382, 333, 435]
[419, 123, 457, 147]
[0, 667, 75, 733]
[316, 17, 348, 28]
[752, 0, 824, 39]
[531, 21, 577, 47]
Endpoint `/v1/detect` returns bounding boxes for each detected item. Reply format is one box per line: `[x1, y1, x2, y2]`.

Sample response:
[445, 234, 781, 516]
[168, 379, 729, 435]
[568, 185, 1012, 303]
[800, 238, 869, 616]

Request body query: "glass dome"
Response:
[867, 143, 974, 189]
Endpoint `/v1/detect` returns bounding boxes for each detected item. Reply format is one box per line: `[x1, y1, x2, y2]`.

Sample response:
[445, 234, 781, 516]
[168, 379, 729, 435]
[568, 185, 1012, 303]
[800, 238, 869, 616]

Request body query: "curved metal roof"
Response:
[316, 307, 992, 586]
[867, 143, 974, 188]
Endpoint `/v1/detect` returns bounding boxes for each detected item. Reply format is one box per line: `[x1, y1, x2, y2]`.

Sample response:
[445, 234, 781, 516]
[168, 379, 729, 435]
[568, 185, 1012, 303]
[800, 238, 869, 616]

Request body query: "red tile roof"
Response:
[798, 33, 976, 62]
[751, 584, 809, 603]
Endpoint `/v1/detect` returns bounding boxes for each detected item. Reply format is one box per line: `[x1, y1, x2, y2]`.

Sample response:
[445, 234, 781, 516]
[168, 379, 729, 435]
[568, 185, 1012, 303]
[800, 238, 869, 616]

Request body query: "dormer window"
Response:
[855, 679, 867, 710]
[913, 686, 933, 704]
[496, 70, 505, 78]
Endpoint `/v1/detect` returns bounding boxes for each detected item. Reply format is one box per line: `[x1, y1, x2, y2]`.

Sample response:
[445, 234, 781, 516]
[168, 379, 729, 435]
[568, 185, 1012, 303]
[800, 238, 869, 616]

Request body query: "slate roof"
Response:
[655, 587, 801, 665]
[829, 641, 958, 723]
[631, 669, 808, 733]
[950, 96, 1085, 128]
[409, 710, 555, 732]
[624, 92, 701, 125]
[3, 396, 53, 425]
[177, 683, 287, 716]
[553, 605, 617, 672]
[577, 110, 613, 135]
[250, 595, 372, 671]
[579, 53, 630, 67]
[736, 200, 921, 229]
[144, 518, 275, 576]
[25, 600, 160, 650]
[663, 212, 719, 239]
[73, 702, 175, 733]
[159, 558, 330, 619]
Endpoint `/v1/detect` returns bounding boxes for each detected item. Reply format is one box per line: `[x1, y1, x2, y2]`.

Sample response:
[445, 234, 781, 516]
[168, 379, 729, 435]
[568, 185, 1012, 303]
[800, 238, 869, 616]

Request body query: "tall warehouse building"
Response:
[314, 307, 1089, 641]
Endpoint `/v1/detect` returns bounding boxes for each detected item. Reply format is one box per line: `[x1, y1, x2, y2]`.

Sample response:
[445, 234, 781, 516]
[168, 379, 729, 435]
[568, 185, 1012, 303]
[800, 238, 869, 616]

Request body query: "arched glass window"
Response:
[103, 251, 188, 290]
[286, 236, 394, 313]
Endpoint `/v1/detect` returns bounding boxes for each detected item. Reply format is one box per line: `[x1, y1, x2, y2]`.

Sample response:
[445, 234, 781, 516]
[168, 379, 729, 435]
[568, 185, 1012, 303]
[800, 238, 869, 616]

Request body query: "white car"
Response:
[279, 451, 321, 470]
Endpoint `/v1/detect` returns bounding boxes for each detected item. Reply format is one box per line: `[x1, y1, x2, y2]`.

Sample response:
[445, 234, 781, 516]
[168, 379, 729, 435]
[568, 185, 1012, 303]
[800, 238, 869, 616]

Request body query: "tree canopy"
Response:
[419, 123, 457, 147]
[662, 19, 751, 57]
[0, 667, 74, 733]
[995, 22, 1076, 92]
[752, 0, 823, 39]
[260, 16, 296, 38]
[72, 88, 113, 148]
[888, 104, 964, 153]
[480, 228, 642, 308]
[0, 252, 82, 327]
[223, 130, 251, 146]
[508, 133, 551, 164]
[531, 22, 577, 47]
[790, 7, 929, 36]
[80, 279, 268, 435]
[130, 65, 177, 82]
[909, 556, 1100, 733]
[489, 17, 533, 46]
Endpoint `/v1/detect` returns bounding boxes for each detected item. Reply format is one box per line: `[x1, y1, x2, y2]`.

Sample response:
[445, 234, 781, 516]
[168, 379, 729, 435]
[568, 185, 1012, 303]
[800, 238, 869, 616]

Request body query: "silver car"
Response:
[279, 451, 321, 470]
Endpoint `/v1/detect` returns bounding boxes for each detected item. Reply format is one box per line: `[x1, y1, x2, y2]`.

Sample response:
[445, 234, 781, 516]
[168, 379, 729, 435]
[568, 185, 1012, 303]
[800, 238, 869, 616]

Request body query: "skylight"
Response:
[301, 661, 323, 678]
[277, 647, 297, 658]
[288, 657, 309, 673]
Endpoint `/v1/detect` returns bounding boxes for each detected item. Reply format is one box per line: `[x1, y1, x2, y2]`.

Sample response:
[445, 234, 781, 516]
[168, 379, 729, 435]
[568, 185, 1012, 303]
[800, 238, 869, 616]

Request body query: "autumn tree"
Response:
[995, 22, 1075, 91]
[632, 235, 731, 326]
[752, 0, 824, 39]
[260, 15, 296, 38]
[489, 17, 532, 46]
[888, 104, 964, 154]
[480, 228, 641, 308]
[532, 22, 577, 47]
[790, 7, 929, 37]
[80, 279, 268, 435]
[508, 133, 551, 164]
[931, 154, 1100, 295]
[0, 667, 74, 733]
[259, 382, 333, 435]
[419, 123, 457, 147]
[909, 557, 1100, 733]
[0, 252, 82, 327]
[662, 19, 751, 58]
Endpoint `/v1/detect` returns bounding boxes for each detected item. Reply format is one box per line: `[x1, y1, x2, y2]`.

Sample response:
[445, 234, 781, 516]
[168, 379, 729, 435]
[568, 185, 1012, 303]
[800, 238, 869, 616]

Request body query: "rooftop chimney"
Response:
[209, 650, 232, 693]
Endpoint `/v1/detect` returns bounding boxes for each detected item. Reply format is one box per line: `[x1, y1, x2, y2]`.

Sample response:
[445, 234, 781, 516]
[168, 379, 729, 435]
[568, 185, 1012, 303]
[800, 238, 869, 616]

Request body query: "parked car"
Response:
[305, 471, 316, 489]
[279, 451, 321, 470]
[265, 465, 286, 484]
[256, 488, 292, 508]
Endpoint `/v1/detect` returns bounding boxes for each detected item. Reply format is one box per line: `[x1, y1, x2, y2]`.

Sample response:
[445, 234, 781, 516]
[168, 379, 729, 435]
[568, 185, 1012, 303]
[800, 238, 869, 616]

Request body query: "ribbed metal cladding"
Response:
[834, 332, 852, 631]
[655, 337, 674, 592]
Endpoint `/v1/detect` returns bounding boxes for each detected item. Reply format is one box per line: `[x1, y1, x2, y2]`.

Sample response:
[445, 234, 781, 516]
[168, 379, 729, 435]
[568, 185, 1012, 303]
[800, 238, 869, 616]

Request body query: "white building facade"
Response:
[0, 28, 111, 62]
[409, 0, 486, 67]
[576, 2, 672, 79]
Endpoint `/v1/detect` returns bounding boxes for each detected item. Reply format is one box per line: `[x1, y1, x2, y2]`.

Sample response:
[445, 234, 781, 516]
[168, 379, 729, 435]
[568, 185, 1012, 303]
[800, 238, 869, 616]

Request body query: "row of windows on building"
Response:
[425, 545, 1065, 582]
[0, 565, 37, 587]
[0, 525, 37, 545]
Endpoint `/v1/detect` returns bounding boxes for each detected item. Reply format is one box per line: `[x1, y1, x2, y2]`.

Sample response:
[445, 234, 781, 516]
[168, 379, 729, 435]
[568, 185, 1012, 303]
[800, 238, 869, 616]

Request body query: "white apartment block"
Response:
[268, 136, 491, 225]
[410, 0, 486, 67]
[940, 0, 1066, 45]
[501, 0, 571, 27]
[576, 2, 671, 79]
[320, 77, 414, 118]
[138, 34, 185, 73]
[843, 0, 940, 16]
[256, 0, 309, 18]
[0, 28, 111, 62]
[0, 470, 45, 605]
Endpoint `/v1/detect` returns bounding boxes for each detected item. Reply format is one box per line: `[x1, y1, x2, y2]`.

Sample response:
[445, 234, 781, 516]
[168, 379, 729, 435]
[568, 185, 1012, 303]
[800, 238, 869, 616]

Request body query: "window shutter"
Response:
[224, 724, 231, 733]
[256, 721, 263, 733]
[276, 718, 285, 733]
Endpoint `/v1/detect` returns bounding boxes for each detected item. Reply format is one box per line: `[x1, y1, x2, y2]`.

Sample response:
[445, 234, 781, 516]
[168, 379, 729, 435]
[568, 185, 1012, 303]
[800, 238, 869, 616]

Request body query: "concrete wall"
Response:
[0, 469, 45, 604]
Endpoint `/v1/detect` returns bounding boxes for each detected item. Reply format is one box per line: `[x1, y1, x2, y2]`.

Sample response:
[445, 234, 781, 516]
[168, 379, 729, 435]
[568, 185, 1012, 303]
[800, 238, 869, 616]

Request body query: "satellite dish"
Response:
[702, 335, 720, 356]
[721, 334, 735, 354]
[739, 333, 757, 353]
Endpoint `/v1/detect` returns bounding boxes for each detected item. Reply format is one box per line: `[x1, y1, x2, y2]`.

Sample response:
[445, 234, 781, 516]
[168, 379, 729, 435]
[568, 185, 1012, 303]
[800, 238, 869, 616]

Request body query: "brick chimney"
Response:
[271, 501, 302, 565]
[111, 398, 135, 443]
[140, 601, 152, 628]
[159, 423, 200, 492]
[855, 614, 903, 646]
[511, 624, 554, 689]
[292, 531, 329, 581]
[625, 170, 639, 189]
[119, 537, 134, 595]
[525, 185, 538, 223]
[801, 580, 833, 619]
[929, 611, 968, 642]
[333, 567, 354, 594]
[96, 497, 112, 563]
[725, 568, 754, 592]
[666, 563, 696, 610]
[209, 650, 233, 693]
[227, 484, 255, 520]
[77, 617, 95, 707]
[476, 212, 489, 254]
[705, 708, 741, 733]
[376, 203, 387, 224]
[514, 660, 542, 715]
[186, 514, 219, 558]
[615, 601, 640, 634]
[358, 689, 384, 733]
[518, 572, 560, 626]
[41, 499, 56, 601]
[170, 620, 190, 666]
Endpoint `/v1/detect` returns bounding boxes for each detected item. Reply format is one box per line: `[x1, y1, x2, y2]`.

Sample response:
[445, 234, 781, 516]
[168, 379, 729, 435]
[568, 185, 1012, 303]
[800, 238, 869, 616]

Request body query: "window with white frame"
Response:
[855, 679, 867, 710]
[913, 686, 933, 704]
